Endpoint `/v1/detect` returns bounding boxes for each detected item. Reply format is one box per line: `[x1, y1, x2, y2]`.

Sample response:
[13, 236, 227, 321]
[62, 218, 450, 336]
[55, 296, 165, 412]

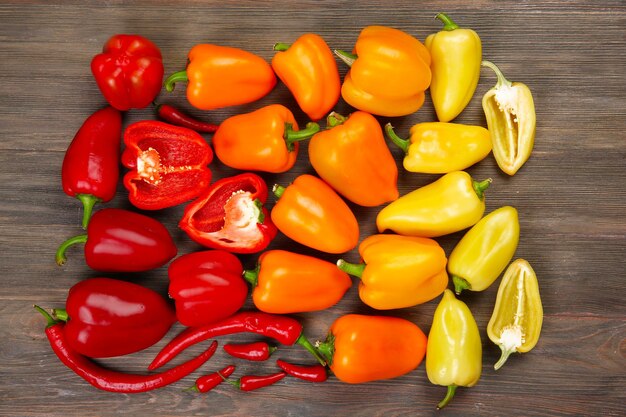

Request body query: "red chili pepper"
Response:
[61, 107, 122, 229]
[276, 359, 328, 383]
[35, 306, 215, 393]
[224, 342, 277, 361]
[55, 208, 177, 272]
[155, 103, 219, 133]
[230, 372, 287, 392]
[91, 34, 164, 111]
[121, 121, 213, 210]
[168, 250, 247, 327]
[179, 173, 277, 254]
[148, 311, 325, 370]
[187, 365, 236, 393]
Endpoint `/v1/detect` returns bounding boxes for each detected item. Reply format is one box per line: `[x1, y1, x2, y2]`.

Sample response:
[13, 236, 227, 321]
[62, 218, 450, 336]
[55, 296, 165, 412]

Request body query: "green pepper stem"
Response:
[482, 60, 512, 89]
[272, 184, 286, 199]
[34, 305, 57, 328]
[472, 178, 492, 200]
[55, 234, 88, 266]
[315, 333, 335, 366]
[452, 275, 472, 294]
[333, 49, 357, 67]
[435, 12, 460, 31]
[164, 70, 188, 92]
[273, 42, 291, 52]
[437, 385, 457, 409]
[284, 122, 320, 151]
[242, 264, 260, 287]
[253, 199, 265, 224]
[384, 123, 410, 154]
[326, 112, 348, 128]
[336, 259, 366, 278]
[52, 308, 69, 322]
[296, 334, 327, 366]
[182, 385, 200, 393]
[494, 345, 516, 370]
[76, 194, 100, 230]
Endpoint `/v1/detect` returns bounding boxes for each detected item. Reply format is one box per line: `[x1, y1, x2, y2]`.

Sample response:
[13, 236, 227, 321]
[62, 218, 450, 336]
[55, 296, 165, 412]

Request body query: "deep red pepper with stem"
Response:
[56, 208, 177, 272]
[155, 103, 219, 133]
[35, 305, 216, 393]
[61, 106, 122, 229]
[187, 365, 236, 393]
[224, 342, 277, 361]
[227, 372, 287, 392]
[148, 311, 325, 370]
[179, 173, 277, 254]
[276, 359, 328, 382]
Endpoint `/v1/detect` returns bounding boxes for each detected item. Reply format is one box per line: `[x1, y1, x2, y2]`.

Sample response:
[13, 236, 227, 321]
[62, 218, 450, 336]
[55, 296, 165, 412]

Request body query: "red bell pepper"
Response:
[121, 121, 213, 210]
[168, 250, 248, 327]
[50, 278, 176, 358]
[179, 173, 277, 254]
[56, 208, 177, 272]
[61, 107, 122, 229]
[91, 34, 164, 111]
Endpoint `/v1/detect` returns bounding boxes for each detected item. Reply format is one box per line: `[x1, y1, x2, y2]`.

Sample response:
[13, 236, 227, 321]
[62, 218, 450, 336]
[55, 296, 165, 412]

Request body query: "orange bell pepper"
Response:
[316, 314, 427, 384]
[308, 111, 399, 207]
[272, 33, 341, 121]
[337, 234, 448, 309]
[270, 174, 359, 254]
[212, 104, 320, 173]
[335, 26, 431, 117]
[164, 44, 276, 110]
[243, 250, 352, 314]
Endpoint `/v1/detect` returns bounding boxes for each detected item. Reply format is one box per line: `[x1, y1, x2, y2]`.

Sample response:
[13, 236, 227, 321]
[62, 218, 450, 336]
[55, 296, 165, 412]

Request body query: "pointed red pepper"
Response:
[223, 342, 277, 362]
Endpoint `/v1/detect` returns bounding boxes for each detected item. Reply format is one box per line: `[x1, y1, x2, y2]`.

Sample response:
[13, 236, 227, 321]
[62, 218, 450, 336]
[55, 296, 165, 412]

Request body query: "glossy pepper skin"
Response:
[55, 208, 177, 272]
[337, 234, 447, 309]
[212, 104, 320, 173]
[449, 206, 520, 294]
[425, 13, 482, 122]
[426, 289, 482, 409]
[243, 250, 352, 314]
[51, 278, 176, 358]
[61, 107, 122, 229]
[488, 259, 543, 370]
[272, 33, 340, 121]
[224, 342, 276, 362]
[167, 250, 247, 327]
[189, 365, 236, 393]
[335, 26, 431, 117]
[271, 175, 359, 254]
[91, 34, 164, 111]
[308, 112, 399, 206]
[121, 121, 213, 210]
[179, 173, 277, 254]
[165, 44, 276, 110]
[376, 171, 491, 238]
[482, 60, 536, 175]
[316, 314, 427, 384]
[155, 103, 219, 133]
[386, 122, 491, 174]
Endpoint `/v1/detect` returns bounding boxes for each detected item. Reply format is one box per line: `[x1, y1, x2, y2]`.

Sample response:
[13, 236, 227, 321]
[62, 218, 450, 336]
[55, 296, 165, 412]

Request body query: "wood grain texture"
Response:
[1, 1, 625, 416]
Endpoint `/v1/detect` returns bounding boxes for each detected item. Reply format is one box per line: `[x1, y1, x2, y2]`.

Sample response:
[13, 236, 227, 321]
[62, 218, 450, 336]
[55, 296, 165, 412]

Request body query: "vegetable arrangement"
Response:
[38, 12, 543, 409]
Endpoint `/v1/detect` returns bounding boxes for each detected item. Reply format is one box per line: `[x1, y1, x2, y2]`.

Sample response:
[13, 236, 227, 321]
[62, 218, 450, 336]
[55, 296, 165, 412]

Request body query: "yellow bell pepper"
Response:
[336, 234, 448, 310]
[487, 259, 543, 370]
[482, 60, 536, 175]
[385, 122, 491, 173]
[426, 289, 482, 409]
[376, 171, 491, 238]
[449, 206, 520, 294]
[425, 13, 482, 122]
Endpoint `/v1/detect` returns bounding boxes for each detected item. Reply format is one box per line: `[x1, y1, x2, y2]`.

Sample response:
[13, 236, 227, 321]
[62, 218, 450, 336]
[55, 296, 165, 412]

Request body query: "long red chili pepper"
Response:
[187, 365, 236, 393]
[148, 311, 325, 370]
[276, 359, 328, 383]
[155, 103, 220, 133]
[229, 371, 287, 392]
[223, 342, 277, 362]
[35, 306, 217, 393]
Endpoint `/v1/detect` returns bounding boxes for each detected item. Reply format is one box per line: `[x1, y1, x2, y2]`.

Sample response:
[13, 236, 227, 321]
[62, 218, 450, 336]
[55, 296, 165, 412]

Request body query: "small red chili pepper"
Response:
[155, 103, 219, 133]
[91, 34, 164, 111]
[148, 311, 325, 370]
[121, 120, 213, 210]
[179, 173, 277, 254]
[276, 359, 328, 383]
[61, 106, 122, 229]
[223, 342, 277, 362]
[35, 305, 216, 393]
[55, 208, 177, 272]
[187, 365, 236, 393]
[228, 372, 287, 392]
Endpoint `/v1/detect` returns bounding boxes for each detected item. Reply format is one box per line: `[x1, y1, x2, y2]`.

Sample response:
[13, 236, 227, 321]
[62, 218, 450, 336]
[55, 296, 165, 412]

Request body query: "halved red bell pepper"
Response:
[121, 121, 213, 210]
[168, 250, 248, 327]
[179, 173, 277, 254]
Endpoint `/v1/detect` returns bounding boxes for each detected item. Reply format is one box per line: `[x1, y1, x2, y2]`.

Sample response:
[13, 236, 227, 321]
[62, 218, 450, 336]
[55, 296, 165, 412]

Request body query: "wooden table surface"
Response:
[1, 1, 624, 416]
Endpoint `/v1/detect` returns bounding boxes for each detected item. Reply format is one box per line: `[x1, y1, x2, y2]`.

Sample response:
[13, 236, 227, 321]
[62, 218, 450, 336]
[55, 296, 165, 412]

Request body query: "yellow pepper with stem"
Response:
[488, 259, 543, 370]
[449, 206, 520, 294]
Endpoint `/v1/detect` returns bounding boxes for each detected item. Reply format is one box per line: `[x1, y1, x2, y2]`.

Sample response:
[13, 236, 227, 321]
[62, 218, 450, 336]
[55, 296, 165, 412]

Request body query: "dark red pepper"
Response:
[223, 342, 277, 361]
[49, 278, 176, 358]
[55, 208, 177, 272]
[179, 173, 277, 254]
[187, 365, 236, 393]
[229, 372, 287, 392]
[121, 120, 213, 210]
[148, 311, 325, 370]
[61, 107, 122, 229]
[276, 359, 328, 382]
[168, 250, 247, 327]
[91, 34, 164, 111]
[155, 103, 219, 133]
